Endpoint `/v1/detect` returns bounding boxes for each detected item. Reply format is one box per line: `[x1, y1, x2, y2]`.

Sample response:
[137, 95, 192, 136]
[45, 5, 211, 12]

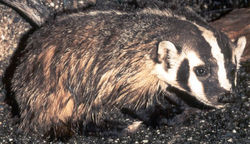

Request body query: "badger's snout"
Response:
[203, 90, 233, 108]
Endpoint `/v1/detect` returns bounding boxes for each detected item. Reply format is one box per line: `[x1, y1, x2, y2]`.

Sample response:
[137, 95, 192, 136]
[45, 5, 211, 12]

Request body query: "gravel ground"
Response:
[0, 4, 31, 77]
[0, 0, 249, 143]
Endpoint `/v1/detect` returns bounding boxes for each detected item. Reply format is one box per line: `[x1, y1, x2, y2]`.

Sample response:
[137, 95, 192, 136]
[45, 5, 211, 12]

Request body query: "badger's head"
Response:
[154, 22, 246, 108]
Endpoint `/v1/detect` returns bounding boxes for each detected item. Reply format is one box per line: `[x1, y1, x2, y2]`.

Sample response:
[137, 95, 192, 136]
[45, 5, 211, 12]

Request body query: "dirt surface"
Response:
[0, 0, 249, 143]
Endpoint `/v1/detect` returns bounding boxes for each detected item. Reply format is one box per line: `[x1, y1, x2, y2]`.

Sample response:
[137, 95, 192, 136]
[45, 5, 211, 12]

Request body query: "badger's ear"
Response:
[157, 41, 178, 63]
[234, 36, 246, 66]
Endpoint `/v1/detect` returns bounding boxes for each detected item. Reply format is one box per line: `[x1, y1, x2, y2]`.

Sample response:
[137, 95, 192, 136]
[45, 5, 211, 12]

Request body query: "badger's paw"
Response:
[121, 106, 201, 127]
[83, 119, 142, 137]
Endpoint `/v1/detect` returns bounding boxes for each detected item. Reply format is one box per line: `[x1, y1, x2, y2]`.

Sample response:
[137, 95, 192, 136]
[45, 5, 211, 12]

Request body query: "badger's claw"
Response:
[84, 120, 142, 137]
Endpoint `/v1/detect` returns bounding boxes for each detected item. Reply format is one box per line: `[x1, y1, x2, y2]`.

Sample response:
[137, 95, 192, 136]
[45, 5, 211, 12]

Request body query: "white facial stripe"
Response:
[154, 63, 178, 86]
[186, 52, 210, 104]
[235, 36, 247, 70]
[189, 72, 209, 103]
[186, 52, 204, 66]
[195, 24, 231, 91]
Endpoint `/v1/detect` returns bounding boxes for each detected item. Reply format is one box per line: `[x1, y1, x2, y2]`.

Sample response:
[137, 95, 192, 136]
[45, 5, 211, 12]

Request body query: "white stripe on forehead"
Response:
[194, 24, 231, 90]
[187, 52, 204, 66]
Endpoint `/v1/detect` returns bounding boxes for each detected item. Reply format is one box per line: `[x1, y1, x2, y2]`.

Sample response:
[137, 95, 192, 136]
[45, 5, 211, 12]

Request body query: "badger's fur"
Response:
[4, 7, 246, 138]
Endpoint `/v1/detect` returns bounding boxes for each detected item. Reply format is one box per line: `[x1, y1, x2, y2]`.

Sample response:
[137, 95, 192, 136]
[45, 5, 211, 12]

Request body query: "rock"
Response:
[210, 8, 250, 62]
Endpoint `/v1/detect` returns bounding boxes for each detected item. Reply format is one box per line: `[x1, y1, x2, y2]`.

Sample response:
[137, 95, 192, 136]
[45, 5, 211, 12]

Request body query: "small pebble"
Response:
[50, 2, 55, 7]
[227, 138, 233, 142]
[9, 138, 13, 142]
[188, 137, 193, 141]
[108, 138, 113, 142]
[1, 35, 5, 40]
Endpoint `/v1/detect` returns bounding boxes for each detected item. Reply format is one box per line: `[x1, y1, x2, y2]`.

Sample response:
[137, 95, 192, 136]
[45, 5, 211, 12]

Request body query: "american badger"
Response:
[4, 7, 246, 138]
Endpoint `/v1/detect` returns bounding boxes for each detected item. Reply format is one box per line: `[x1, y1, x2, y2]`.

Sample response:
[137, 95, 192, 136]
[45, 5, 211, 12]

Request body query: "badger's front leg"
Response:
[121, 91, 203, 128]
[161, 107, 202, 126]
[122, 104, 201, 128]
[83, 115, 142, 137]
[81, 105, 142, 137]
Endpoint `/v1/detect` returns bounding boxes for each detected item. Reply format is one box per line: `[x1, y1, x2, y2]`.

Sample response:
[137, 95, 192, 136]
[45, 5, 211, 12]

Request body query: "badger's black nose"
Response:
[218, 92, 236, 103]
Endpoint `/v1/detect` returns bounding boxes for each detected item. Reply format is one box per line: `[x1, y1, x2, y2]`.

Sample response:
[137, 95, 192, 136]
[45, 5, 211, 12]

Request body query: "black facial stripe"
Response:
[226, 62, 236, 88]
[216, 32, 233, 62]
[176, 45, 182, 55]
[177, 59, 190, 92]
[216, 32, 234, 88]
[234, 56, 237, 67]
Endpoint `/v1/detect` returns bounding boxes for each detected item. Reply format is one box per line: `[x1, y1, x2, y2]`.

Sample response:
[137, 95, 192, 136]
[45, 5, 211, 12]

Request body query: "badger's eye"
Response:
[194, 66, 208, 77]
